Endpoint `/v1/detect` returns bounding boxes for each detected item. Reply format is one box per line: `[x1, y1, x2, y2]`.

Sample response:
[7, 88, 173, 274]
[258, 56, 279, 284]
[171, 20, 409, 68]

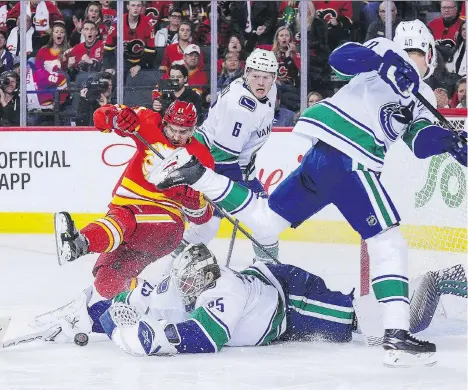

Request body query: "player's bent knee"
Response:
[94, 266, 130, 299]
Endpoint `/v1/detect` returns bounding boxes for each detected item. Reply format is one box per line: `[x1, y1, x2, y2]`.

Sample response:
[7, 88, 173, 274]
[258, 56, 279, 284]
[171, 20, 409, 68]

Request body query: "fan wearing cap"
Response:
[159, 21, 205, 73]
[179, 43, 208, 95]
[169, 48, 279, 264]
[53, 101, 214, 302]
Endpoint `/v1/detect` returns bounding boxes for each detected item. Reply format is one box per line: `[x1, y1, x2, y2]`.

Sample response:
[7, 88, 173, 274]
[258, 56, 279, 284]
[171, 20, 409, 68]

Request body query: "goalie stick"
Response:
[0, 317, 61, 350]
[132, 131, 281, 264]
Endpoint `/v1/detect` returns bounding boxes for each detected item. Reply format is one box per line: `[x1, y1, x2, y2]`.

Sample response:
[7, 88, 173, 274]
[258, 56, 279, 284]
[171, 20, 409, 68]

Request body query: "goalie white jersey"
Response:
[195, 78, 277, 180]
[294, 38, 438, 172]
[145, 263, 286, 350]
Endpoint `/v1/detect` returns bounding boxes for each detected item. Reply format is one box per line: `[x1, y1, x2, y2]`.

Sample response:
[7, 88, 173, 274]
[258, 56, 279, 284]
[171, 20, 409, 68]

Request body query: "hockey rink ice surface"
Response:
[0, 234, 466, 390]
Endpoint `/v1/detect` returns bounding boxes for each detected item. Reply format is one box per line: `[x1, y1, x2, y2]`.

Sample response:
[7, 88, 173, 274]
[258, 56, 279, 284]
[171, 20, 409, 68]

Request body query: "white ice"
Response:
[0, 235, 466, 390]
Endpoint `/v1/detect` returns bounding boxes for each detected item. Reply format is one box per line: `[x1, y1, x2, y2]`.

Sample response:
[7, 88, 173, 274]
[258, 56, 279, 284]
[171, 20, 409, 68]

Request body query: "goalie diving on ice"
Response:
[8, 244, 466, 369]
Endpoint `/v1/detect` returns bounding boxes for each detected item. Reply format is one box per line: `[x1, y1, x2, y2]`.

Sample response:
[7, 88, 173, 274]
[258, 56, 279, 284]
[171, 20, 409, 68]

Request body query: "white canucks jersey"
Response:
[140, 263, 286, 351]
[294, 38, 437, 172]
[195, 77, 277, 180]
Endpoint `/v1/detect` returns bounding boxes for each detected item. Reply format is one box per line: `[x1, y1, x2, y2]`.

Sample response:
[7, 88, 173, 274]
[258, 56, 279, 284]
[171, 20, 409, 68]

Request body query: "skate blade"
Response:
[383, 349, 437, 368]
[54, 212, 72, 266]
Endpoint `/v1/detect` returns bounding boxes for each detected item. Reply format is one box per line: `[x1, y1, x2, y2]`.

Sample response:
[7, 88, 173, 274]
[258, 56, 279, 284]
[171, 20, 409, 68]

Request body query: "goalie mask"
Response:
[393, 19, 437, 80]
[171, 244, 221, 306]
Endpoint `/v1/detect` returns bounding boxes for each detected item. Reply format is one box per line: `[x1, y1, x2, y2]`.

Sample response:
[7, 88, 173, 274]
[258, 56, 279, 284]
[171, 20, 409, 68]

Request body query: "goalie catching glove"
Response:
[93, 105, 140, 136]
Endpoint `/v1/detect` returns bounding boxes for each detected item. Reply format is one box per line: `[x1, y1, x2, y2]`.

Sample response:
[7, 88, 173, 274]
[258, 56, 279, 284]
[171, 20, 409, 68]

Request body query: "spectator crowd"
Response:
[0, 0, 465, 127]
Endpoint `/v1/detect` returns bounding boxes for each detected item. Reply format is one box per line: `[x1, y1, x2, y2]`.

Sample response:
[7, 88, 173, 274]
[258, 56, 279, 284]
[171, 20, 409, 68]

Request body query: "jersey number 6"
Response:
[232, 122, 242, 137]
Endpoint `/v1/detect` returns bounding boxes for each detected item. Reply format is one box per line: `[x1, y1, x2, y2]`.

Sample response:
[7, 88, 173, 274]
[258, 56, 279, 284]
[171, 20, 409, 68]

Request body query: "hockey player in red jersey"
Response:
[54, 100, 214, 299]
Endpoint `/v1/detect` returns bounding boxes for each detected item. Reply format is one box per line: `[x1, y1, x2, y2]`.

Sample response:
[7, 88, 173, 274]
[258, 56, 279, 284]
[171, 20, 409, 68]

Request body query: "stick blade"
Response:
[0, 317, 11, 341]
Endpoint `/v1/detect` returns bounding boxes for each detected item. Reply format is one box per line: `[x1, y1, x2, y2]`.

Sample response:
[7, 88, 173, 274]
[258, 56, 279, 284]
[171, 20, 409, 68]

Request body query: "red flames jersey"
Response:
[35, 46, 67, 71]
[428, 17, 463, 48]
[33, 47, 68, 106]
[7, 1, 63, 33]
[104, 14, 156, 63]
[68, 40, 104, 68]
[314, 1, 353, 23]
[95, 105, 214, 225]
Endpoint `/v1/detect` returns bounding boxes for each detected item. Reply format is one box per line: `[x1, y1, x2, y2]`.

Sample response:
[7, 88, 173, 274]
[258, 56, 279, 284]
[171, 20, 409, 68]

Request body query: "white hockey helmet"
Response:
[244, 48, 279, 80]
[171, 244, 221, 306]
[393, 19, 437, 80]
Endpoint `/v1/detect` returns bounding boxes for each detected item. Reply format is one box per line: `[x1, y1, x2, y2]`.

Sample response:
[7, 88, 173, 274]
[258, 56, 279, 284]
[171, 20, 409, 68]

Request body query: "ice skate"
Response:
[148, 148, 206, 191]
[54, 211, 89, 265]
[383, 329, 436, 367]
[30, 287, 93, 343]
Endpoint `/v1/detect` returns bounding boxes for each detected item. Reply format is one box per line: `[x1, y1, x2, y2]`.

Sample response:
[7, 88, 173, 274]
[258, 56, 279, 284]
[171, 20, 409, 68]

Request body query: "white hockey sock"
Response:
[192, 168, 289, 242]
[366, 227, 410, 330]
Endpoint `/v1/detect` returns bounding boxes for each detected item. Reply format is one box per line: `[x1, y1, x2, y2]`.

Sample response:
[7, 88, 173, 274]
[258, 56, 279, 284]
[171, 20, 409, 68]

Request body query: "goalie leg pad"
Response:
[409, 272, 439, 333]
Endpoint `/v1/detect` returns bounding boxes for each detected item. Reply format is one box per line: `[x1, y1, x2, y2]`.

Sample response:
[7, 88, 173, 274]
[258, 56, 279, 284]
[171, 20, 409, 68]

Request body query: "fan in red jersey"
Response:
[53, 100, 214, 299]
[66, 20, 104, 76]
[32, 22, 69, 107]
[103, 0, 156, 78]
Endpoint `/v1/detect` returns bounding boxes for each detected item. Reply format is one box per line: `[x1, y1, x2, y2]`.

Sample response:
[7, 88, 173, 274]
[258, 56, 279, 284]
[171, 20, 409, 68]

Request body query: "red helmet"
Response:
[163, 100, 197, 128]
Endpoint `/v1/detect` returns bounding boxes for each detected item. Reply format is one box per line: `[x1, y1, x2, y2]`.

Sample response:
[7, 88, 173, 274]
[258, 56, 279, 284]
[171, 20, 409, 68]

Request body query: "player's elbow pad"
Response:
[214, 163, 243, 182]
[329, 42, 382, 76]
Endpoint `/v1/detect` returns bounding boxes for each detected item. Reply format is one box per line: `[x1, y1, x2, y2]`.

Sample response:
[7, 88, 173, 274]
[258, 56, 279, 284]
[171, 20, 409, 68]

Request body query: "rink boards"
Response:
[0, 128, 466, 252]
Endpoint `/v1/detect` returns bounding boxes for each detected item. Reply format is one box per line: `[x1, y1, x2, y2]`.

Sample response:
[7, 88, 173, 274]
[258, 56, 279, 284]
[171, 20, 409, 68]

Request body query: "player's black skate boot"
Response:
[151, 149, 207, 191]
[383, 329, 436, 367]
[54, 212, 89, 266]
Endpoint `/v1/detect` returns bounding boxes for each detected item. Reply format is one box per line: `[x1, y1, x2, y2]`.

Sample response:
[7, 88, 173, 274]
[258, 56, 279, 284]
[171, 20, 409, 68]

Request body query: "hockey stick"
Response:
[0, 317, 11, 342]
[225, 222, 238, 267]
[132, 132, 280, 264]
[0, 317, 61, 350]
[414, 91, 467, 143]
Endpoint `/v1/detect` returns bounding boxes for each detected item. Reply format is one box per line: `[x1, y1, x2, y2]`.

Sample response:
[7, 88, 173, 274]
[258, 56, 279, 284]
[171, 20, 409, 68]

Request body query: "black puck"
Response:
[74, 333, 89, 346]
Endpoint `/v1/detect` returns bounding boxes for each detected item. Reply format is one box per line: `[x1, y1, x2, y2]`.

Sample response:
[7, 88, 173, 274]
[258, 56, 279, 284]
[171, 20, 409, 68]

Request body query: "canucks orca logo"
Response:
[378, 102, 413, 141]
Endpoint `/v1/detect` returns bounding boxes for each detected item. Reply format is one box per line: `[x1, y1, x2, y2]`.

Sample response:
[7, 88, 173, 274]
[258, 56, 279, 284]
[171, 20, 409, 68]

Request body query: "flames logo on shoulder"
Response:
[378, 102, 413, 142]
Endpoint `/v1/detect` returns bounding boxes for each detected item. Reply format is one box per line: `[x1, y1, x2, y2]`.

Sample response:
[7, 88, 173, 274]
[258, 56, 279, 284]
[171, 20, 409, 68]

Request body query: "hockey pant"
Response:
[266, 263, 355, 343]
[82, 204, 184, 298]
